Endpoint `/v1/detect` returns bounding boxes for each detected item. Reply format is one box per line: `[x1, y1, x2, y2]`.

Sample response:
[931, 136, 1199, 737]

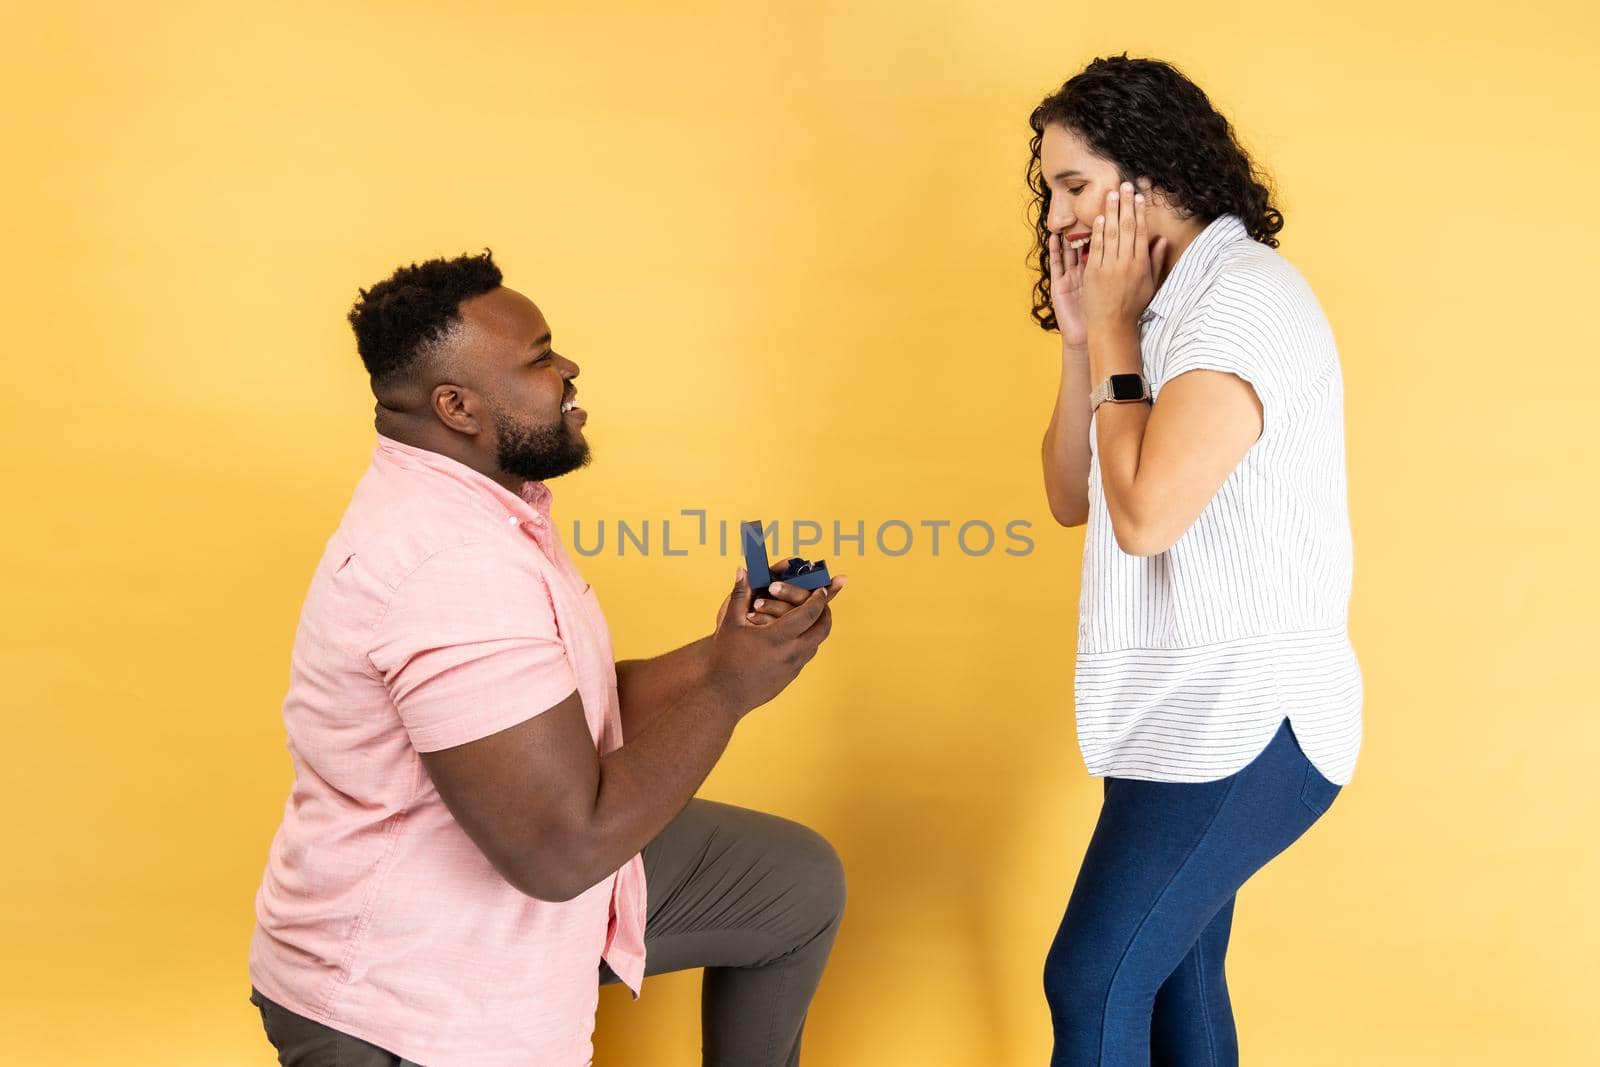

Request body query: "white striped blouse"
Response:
[1076, 214, 1363, 785]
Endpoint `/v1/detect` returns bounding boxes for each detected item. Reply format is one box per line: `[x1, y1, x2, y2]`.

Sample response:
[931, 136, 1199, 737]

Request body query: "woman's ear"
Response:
[1136, 177, 1175, 216]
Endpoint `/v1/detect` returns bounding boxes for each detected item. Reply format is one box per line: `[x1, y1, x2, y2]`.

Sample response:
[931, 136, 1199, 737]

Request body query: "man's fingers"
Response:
[750, 596, 791, 619]
[726, 566, 753, 621]
[797, 605, 833, 651]
[789, 605, 833, 657]
[773, 586, 829, 636]
[762, 580, 812, 607]
[763, 572, 847, 609]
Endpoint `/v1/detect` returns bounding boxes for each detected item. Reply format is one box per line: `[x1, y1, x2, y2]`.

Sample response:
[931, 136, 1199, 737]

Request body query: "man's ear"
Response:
[431, 383, 485, 436]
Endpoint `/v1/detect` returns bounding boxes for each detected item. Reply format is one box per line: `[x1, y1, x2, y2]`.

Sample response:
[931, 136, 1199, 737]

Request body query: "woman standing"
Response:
[1030, 56, 1362, 1065]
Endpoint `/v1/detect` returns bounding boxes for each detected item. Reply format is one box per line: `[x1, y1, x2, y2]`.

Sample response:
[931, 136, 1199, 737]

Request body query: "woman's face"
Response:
[1040, 123, 1155, 260]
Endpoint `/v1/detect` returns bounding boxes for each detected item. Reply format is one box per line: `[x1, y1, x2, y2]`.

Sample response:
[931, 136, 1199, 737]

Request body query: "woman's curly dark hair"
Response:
[1026, 55, 1283, 331]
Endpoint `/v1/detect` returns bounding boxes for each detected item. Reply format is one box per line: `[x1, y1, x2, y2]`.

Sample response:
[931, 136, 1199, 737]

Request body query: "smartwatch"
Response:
[1090, 372, 1150, 412]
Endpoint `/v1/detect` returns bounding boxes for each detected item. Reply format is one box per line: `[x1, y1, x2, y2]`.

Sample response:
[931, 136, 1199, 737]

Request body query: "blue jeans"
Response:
[1043, 718, 1342, 1066]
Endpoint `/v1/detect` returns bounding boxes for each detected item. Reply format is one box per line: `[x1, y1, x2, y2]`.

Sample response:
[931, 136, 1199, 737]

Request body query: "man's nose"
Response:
[558, 355, 580, 378]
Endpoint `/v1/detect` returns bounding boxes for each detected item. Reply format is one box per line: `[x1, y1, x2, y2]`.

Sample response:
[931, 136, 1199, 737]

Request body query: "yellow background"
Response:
[3, 1, 1596, 1063]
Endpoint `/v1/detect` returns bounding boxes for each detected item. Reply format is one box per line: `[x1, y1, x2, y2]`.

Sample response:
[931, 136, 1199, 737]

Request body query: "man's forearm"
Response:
[615, 636, 713, 739]
[568, 678, 741, 895]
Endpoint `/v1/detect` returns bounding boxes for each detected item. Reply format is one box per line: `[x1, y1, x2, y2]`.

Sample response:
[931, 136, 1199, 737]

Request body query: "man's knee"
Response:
[787, 819, 847, 930]
[760, 815, 846, 942]
[696, 803, 847, 957]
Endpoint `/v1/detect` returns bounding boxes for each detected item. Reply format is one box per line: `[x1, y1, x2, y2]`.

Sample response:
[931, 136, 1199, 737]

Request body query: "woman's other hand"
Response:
[1080, 181, 1169, 337]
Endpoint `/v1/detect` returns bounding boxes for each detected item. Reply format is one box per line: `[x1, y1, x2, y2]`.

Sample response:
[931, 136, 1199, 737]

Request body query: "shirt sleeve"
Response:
[367, 542, 578, 753]
[1156, 269, 1326, 437]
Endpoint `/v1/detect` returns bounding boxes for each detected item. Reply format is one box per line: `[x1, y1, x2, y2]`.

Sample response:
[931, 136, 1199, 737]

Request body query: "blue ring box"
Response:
[741, 520, 832, 595]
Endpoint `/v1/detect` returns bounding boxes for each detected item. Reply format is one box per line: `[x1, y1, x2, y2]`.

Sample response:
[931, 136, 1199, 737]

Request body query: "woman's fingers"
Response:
[1048, 231, 1063, 287]
[1118, 182, 1137, 260]
[1132, 189, 1150, 266]
[1103, 189, 1120, 259]
[1090, 212, 1105, 269]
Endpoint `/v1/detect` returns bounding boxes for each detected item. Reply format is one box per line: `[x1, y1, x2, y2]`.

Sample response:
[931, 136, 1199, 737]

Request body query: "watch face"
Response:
[1110, 373, 1145, 401]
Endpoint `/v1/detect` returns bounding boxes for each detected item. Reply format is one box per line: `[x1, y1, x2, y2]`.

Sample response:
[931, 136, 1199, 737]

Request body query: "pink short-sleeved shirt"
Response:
[249, 434, 647, 1067]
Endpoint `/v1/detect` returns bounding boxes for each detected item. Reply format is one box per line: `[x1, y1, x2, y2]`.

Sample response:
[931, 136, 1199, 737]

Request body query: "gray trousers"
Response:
[252, 799, 847, 1067]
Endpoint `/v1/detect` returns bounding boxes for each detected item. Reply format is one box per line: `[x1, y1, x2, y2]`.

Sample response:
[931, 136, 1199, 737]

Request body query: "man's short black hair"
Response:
[347, 249, 503, 388]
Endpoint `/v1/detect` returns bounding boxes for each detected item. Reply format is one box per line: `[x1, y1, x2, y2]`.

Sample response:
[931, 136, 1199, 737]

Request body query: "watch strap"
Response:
[1090, 372, 1150, 411]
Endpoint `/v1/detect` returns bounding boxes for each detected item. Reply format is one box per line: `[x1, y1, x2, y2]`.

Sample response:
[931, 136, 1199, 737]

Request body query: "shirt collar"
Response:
[374, 433, 553, 528]
[1142, 214, 1249, 324]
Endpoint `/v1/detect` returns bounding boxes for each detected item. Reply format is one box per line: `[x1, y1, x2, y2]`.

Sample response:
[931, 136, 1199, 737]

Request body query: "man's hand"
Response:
[706, 566, 837, 716]
[714, 558, 848, 627]
[745, 559, 848, 625]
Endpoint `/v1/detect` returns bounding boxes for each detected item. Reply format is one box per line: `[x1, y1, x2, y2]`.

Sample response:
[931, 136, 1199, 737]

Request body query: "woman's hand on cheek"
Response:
[1080, 182, 1169, 338]
[1047, 231, 1089, 350]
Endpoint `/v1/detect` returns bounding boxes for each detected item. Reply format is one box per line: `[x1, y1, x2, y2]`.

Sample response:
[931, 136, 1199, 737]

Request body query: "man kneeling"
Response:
[248, 250, 847, 1067]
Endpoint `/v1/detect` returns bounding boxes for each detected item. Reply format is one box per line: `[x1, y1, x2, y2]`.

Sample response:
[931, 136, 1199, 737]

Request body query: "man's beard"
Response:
[492, 406, 591, 483]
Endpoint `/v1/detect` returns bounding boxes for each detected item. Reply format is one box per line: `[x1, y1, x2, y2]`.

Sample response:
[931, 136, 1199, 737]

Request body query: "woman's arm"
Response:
[1082, 186, 1263, 556]
[1091, 350, 1262, 555]
[1038, 227, 1100, 528]
[1041, 343, 1094, 527]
